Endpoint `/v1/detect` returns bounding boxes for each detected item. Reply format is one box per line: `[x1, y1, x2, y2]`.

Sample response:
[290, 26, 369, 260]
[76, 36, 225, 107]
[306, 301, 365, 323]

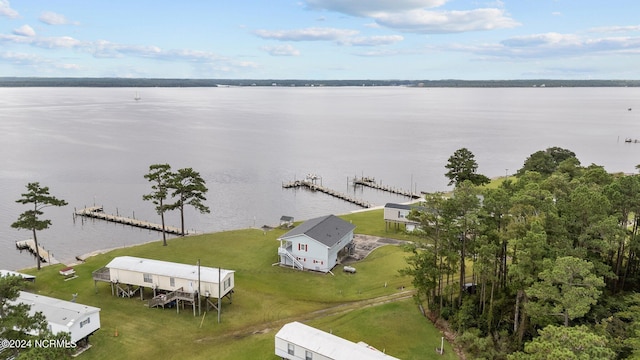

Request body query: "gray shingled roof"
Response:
[385, 203, 412, 210]
[279, 214, 356, 247]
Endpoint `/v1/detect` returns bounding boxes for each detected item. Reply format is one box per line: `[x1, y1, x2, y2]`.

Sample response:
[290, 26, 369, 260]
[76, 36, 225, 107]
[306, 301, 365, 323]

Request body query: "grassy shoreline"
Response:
[17, 209, 458, 359]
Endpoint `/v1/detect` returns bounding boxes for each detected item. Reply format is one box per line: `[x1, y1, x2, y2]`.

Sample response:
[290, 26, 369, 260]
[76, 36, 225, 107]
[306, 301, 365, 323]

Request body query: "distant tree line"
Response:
[403, 146, 640, 359]
[2, 77, 640, 88]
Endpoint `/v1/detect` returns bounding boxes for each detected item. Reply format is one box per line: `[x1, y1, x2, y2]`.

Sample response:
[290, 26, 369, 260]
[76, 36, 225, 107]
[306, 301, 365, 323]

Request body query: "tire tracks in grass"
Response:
[195, 289, 416, 343]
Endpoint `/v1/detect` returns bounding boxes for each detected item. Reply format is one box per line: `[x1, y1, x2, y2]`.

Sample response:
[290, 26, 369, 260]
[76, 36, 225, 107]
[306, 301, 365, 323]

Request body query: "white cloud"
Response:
[57, 63, 80, 70]
[261, 44, 300, 56]
[374, 8, 520, 33]
[39, 11, 77, 25]
[338, 35, 404, 46]
[254, 26, 403, 48]
[589, 25, 640, 33]
[0, 30, 258, 72]
[501, 32, 579, 47]
[13, 25, 36, 37]
[254, 27, 359, 41]
[0, 51, 44, 65]
[304, 0, 448, 17]
[0, 0, 18, 18]
[460, 32, 640, 59]
[34, 36, 83, 49]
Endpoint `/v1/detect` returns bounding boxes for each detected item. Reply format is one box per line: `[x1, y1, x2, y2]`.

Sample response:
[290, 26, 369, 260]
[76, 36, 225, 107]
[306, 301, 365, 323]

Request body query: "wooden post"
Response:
[198, 259, 201, 316]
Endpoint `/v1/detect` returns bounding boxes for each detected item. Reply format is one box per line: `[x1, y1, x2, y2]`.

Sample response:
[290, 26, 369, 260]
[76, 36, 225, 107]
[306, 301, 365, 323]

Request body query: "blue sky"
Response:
[1, 0, 639, 79]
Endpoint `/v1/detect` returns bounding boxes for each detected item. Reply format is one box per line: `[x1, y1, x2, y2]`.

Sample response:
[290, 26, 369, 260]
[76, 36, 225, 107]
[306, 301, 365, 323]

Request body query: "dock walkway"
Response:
[353, 177, 421, 199]
[15, 239, 59, 265]
[282, 180, 371, 208]
[75, 206, 190, 235]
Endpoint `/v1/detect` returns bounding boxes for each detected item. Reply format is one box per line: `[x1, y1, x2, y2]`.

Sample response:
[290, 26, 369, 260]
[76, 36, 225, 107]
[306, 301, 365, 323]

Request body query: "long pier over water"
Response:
[282, 180, 372, 208]
[75, 206, 191, 235]
[352, 177, 421, 199]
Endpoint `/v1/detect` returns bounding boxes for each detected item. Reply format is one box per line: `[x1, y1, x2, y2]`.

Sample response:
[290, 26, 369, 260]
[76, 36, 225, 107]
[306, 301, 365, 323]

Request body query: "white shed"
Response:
[14, 291, 100, 345]
[275, 321, 400, 360]
[277, 215, 355, 273]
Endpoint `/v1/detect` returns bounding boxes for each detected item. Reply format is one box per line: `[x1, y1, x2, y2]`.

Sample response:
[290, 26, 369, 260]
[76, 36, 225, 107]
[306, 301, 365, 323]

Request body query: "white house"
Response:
[383, 203, 420, 232]
[94, 256, 235, 300]
[277, 215, 355, 273]
[13, 291, 101, 346]
[275, 321, 400, 360]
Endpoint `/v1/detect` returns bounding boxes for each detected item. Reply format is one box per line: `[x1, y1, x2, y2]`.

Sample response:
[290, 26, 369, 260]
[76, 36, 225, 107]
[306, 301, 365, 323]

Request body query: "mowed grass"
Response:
[20, 210, 454, 360]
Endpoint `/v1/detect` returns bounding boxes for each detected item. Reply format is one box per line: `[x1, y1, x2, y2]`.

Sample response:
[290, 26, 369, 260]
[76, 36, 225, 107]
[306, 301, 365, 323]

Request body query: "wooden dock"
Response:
[15, 239, 59, 265]
[283, 180, 371, 208]
[353, 177, 421, 199]
[75, 206, 191, 235]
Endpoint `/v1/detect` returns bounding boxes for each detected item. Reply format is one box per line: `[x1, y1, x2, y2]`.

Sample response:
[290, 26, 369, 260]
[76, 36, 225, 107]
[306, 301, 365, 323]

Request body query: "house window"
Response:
[80, 317, 90, 328]
[305, 350, 313, 360]
[288, 343, 295, 355]
[143, 273, 153, 283]
[224, 277, 231, 290]
[170, 277, 175, 287]
[298, 243, 308, 252]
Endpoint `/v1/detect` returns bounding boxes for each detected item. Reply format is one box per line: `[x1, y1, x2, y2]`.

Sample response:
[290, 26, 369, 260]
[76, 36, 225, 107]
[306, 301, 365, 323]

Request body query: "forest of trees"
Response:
[403, 146, 640, 359]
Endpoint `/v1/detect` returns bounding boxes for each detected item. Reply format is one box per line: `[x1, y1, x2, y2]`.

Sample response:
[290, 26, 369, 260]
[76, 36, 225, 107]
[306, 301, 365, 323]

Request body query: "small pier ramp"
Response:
[15, 239, 59, 265]
[353, 176, 421, 199]
[75, 206, 191, 235]
[283, 180, 371, 208]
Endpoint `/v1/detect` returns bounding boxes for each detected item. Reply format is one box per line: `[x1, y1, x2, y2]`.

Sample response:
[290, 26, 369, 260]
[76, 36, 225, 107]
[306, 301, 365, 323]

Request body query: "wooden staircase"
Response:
[148, 288, 195, 308]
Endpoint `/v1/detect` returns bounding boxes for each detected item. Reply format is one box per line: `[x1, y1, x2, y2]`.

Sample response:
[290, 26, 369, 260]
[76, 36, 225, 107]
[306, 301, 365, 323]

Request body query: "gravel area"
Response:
[343, 234, 409, 264]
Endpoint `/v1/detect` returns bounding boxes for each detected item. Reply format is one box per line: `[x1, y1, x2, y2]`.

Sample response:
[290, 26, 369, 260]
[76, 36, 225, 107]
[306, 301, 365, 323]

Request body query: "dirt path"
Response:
[195, 290, 416, 343]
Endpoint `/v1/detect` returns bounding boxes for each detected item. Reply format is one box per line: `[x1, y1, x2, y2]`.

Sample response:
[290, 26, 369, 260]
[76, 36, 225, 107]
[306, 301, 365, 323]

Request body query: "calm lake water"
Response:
[1, 86, 639, 270]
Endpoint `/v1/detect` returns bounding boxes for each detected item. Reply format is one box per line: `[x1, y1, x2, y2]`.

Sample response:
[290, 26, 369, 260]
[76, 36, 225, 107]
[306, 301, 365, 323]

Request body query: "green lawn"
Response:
[20, 210, 456, 360]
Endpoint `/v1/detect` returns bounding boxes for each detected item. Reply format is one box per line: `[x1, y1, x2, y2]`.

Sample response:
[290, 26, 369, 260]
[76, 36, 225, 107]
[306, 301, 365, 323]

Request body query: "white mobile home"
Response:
[14, 291, 100, 345]
[0, 270, 36, 282]
[277, 215, 355, 273]
[97, 256, 234, 299]
[275, 321, 400, 360]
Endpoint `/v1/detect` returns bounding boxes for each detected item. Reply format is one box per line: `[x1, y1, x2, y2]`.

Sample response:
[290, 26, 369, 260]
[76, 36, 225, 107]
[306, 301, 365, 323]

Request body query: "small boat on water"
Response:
[134, 91, 141, 101]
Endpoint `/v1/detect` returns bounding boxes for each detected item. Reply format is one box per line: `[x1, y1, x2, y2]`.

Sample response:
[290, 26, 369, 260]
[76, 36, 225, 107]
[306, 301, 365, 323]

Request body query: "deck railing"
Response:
[91, 267, 111, 282]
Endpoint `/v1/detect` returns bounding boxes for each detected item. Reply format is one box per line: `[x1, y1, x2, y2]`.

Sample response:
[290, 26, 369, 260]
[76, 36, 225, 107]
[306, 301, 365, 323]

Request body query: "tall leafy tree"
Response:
[509, 324, 615, 360]
[143, 164, 172, 246]
[400, 244, 439, 308]
[167, 167, 210, 236]
[11, 182, 67, 270]
[444, 148, 490, 186]
[517, 147, 577, 177]
[411, 192, 449, 314]
[447, 180, 481, 306]
[526, 256, 604, 327]
[509, 220, 549, 342]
